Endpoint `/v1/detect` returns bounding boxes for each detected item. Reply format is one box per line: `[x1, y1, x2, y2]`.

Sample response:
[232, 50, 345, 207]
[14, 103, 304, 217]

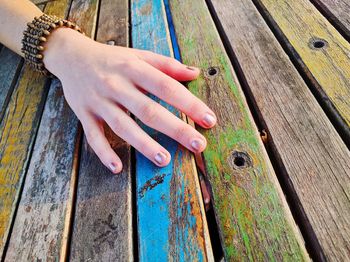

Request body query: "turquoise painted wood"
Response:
[131, 0, 213, 261]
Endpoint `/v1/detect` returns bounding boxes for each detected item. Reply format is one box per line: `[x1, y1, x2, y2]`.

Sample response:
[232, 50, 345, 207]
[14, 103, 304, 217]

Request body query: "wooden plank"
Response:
[5, 79, 79, 261]
[0, 1, 72, 256]
[310, 0, 350, 41]
[0, 48, 23, 121]
[69, 0, 133, 260]
[253, 0, 350, 142]
[131, 0, 213, 260]
[168, 0, 309, 260]
[209, 0, 350, 260]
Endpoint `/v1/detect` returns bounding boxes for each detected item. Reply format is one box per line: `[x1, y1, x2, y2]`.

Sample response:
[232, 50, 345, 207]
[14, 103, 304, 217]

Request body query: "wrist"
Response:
[43, 27, 89, 78]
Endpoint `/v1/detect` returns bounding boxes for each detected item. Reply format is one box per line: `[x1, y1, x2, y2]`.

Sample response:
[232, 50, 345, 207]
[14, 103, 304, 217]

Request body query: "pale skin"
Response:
[0, 0, 213, 206]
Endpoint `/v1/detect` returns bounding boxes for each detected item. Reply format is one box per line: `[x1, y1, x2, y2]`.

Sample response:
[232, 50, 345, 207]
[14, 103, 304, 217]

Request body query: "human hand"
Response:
[43, 28, 217, 174]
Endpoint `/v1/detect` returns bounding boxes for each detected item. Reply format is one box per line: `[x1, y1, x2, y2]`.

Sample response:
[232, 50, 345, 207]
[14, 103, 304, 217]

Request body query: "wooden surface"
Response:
[253, 0, 350, 141]
[168, 0, 308, 260]
[310, 0, 350, 40]
[132, 0, 213, 260]
[0, 0, 73, 255]
[5, 80, 79, 261]
[210, 0, 350, 260]
[0, 48, 23, 120]
[0, 0, 349, 260]
[69, 0, 133, 261]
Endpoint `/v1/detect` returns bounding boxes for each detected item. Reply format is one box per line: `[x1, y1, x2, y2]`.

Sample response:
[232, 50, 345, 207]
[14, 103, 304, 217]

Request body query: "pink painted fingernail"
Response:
[155, 152, 167, 165]
[191, 138, 205, 151]
[108, 163, 118, 173]
[203, 113, 216, 127]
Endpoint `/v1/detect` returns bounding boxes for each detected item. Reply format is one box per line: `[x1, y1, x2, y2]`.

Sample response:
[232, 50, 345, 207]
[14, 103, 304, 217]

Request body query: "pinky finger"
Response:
[81, 113, 123, 174]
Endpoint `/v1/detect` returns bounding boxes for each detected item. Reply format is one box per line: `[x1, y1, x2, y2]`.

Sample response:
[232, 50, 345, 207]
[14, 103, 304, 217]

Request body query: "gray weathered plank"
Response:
[0, 0, 72, 256]
[210, 0, 350, 260]
[69, 0, 133, 260]
[310, 0, 350, 40]
[5, 79, 79, 261]
[0, 48, 23, 121]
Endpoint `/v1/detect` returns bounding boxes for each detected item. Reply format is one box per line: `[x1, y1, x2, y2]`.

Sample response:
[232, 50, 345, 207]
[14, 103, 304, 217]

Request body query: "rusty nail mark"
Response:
[260, 129, 268, 144]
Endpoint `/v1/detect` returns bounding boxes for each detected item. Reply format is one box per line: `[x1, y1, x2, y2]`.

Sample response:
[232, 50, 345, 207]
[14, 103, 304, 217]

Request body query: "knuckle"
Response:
[173, 124, 192, 141]
[138, 103, 158, 124]
[100, 76, 115, 92]
[188, 100, 203, 116]
[158, 79, 176, 98]
[109, 116, 126, 135]
[85, 129, 99, 144]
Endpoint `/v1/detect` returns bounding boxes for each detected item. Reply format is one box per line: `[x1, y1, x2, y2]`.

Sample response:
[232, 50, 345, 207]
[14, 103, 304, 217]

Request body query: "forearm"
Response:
[0, 0, 43, 56]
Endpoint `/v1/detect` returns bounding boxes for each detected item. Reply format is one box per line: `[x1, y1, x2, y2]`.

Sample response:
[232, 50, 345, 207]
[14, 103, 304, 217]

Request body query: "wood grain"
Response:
[310, 0, 350, 40]
[0, 0, 72, 257]
[69, 0, 133, 260]
[0, 48, 23, 121]
[210, 0, 350, 260]
[131, 0, 213, 260]
[5, 80, 79, 261]
[253, 0, 350, 141]
[168, 0, 308, 260]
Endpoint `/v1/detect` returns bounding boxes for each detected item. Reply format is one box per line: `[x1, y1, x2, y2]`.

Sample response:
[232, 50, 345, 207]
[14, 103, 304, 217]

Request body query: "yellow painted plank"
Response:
[255, 0, 350, 130]
[0, 0, 71, 255]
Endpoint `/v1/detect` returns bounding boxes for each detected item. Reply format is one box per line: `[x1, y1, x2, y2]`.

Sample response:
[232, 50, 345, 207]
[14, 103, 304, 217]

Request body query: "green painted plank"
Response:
[168, 0, 309, 260]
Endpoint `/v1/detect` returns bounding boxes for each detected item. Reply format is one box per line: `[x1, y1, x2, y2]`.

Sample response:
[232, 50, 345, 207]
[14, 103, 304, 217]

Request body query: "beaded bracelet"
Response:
[21, 14, 83, 76]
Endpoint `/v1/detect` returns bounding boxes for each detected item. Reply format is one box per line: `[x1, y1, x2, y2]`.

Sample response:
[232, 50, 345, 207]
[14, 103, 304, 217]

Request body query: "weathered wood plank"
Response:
[0, 1, 72, 256]
[132, 0, 213, 260]
[0, 48, 23, 121]
[69, 0, 133, 260]
[310, 0, 350, 41]
[253, 0, 350, 142]
[5, 79, 79, 261]
[168, 0, 309, 260]
[0, 0, 73, 259]
[210, 0, 350, 260]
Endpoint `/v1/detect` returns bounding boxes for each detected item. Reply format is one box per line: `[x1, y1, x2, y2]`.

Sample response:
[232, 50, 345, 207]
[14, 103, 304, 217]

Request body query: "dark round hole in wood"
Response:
[229, 151, 252, 170]
[234, 156, 245, 167]
[207, 67, 218, 76]
[313, 40, 325, 49]
[309, 38, 328, 50]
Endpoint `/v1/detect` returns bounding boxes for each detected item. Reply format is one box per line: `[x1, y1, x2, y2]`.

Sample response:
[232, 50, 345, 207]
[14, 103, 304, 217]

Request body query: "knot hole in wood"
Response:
[309, 38, 328, 50]
[229, 151, 252, 170]
[205, 66, 219, 78]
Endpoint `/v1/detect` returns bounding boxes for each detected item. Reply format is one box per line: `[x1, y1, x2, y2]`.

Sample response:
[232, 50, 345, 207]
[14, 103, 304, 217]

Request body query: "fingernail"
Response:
[186, 66, 198, 71]
[154, 152, 167, 165]
[108, 163, 118, 173]
[191, 138, 205, 151]
[203, 113, 216, 127]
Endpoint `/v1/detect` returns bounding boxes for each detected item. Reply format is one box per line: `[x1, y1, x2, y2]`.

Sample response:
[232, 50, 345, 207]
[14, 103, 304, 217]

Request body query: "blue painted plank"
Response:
[131, 0, 213, 261]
